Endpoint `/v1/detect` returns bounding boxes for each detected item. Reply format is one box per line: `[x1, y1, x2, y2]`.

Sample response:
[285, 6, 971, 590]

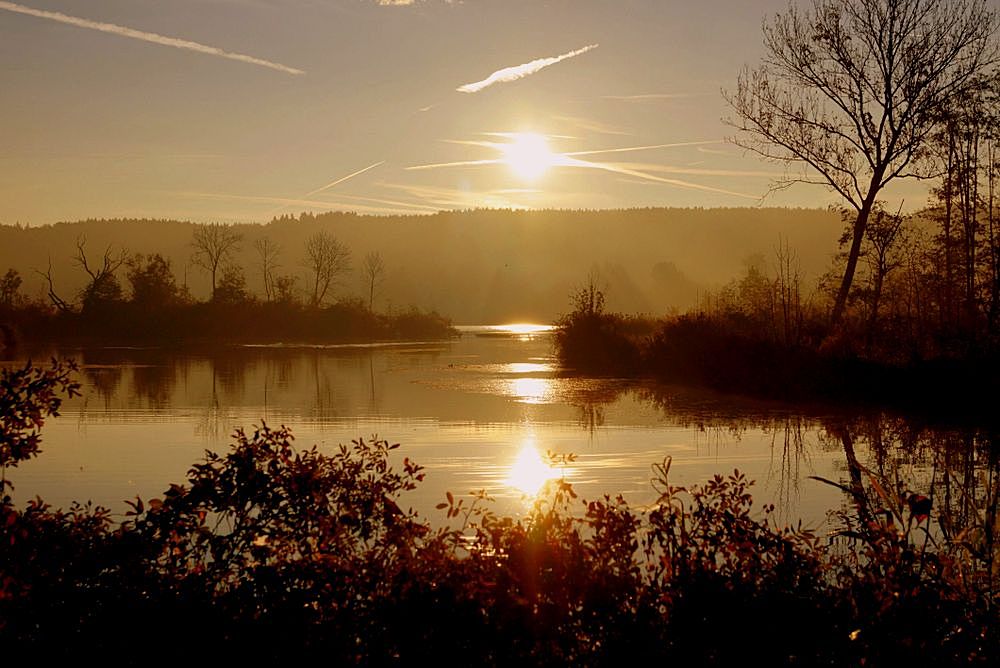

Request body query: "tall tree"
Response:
[304, 232, 350, 307]
[726, 0, 999, 325]
[362, 251, 385, 312]
[255, 237, 281, 303]
[191, 224, 242, 300]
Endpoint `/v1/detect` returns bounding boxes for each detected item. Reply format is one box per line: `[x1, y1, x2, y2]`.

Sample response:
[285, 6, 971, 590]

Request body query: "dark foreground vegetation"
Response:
[1, 359, 997, 664]
[557, 0, 1000, 418]
[555, 202, 1000, 417]
[555, 301, 1000, 416]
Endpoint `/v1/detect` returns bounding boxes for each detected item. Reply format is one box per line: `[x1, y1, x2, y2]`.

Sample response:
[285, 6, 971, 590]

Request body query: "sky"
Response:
[0, 0, 935, 225]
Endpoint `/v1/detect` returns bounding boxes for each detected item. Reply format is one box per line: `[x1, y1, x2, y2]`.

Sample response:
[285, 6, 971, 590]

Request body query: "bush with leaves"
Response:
[0, 360, 997, 664]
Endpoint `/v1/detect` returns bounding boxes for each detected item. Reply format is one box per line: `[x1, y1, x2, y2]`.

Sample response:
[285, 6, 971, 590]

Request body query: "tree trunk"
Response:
[831, 186, 881, 326]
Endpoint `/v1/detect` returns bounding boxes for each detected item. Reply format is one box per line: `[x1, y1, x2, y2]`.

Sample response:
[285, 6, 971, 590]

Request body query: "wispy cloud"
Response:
[457, 44, 598, 93]
[181, 191, 421, 216]
[304, 161, 385, 197]
[551, 115, 630, 137]
[564, 159, 759, 200]
[0, 1, 304, 75]
[383, 183, 529, 210]
[614, 163, 784, 178]
[601, 93, 701, 101]
[564, 140, 725, 157]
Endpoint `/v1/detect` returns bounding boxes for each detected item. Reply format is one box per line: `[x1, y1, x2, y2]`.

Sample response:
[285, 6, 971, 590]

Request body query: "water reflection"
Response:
[8, 335, 998, 536]
[505, 438, 564, 497]
[509, 377, 554, 404]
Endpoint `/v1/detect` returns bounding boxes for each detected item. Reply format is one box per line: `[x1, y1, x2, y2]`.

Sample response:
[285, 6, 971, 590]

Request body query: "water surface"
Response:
[8, 330, 986, 528]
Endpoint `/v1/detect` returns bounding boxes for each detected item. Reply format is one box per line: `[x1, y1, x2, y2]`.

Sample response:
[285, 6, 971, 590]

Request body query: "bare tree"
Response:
[191, 224, 242, 300]
[863, 204, 908, 348]
[255, 237, 281, 302]
[362, 251, 385, 312]
[74, 236, 127, 311]
[303, 231, 351, 307]
[725, 0, 999, 325]
[35, 258, 72, 313]
[774, 236, 803, 346]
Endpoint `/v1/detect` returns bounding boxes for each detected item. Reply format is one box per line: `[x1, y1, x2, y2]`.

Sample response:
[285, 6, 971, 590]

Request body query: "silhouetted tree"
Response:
[726, 0, 999, 325]
[571, 270, 606, 316]
[255, 237, 281, 302]
[304, 232, 350, 307]
[862, 205, 908, 349]
[273, 275, 299, 305]
[34, 258, 71, 314]
[0, 269, 22, 309]
[126, 253, 181, 309]
[191, 224, 242, 300]
[214, 265, 250, 305]
[74, 236, 125, 313]
[362, 251, 385, 312]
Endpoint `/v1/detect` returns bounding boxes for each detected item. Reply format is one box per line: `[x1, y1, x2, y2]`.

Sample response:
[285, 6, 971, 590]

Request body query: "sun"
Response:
[501, 133, 556, 181]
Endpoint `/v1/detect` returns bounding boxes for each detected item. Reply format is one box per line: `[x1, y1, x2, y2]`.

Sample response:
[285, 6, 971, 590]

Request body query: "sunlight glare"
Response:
[497, 323, 555, 335]
[506, 440, 560, 497]
[509, 377, 552, 404]
[502, 133, 556, 181]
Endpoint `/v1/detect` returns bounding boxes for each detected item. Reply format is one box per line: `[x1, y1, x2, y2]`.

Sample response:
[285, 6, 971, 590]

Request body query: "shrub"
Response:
[0, 360, 996, 664]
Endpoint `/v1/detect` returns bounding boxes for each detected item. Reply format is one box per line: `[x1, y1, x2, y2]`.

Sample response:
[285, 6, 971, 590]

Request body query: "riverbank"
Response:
[1, 300, 457, 350]
[554, 311, 1000, 421]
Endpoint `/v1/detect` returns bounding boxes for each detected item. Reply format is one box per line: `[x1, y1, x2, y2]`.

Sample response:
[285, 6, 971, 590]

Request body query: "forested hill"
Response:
[0, 208, 841, 323]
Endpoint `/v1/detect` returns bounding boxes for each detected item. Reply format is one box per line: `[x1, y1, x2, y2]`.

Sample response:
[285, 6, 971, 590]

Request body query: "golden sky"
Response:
[0, 0, 931, 224]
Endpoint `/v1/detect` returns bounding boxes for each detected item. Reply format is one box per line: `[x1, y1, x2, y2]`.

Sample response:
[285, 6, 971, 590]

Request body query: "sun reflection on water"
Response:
[509, 377, 553, 404]
[505, 439, 562, 497]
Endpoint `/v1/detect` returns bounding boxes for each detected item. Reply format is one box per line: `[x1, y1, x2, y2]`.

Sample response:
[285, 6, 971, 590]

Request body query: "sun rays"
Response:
[405, 133, 759, 199]
[501, 133, 557, 181]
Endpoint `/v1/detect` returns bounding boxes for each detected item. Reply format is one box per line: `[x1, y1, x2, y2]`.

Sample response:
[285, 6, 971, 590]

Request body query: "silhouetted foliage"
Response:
[0, 269, 22, 309]
[191, 223, 242, 300]
[213, 264, 251, 305]
[74, 237, 126, 315]
[0, 362, 998, 663]
[726, 0, 1000, 324]
[126, 253, 183, 309]
[0, 359, 80, 473]
[304, 231, 350, 307]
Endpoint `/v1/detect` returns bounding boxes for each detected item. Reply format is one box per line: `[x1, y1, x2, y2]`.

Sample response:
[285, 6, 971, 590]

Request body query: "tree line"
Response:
[0, 226, 450, 347]
[726, 0, 1000, 351]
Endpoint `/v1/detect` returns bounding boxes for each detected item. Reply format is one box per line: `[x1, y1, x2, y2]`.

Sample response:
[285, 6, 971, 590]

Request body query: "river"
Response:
[7, 326, 990, 530]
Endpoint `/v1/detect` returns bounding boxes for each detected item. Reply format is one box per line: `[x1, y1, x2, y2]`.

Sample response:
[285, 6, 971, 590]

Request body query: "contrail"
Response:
[565, 140, 725, 157]
[457, 44, 598, 93]
[304, 161, 385, 197]
[0, 1, 304, 75]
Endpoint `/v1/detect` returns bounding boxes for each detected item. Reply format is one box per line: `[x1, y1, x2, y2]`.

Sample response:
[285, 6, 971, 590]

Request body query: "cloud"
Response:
[560, 141, 727, 159]
[551, 115, 630, 137]
[0, 1, 304, 75]
[304, 161, 385, 197]
[457, 44, 598, 93]
[181, 191, 422, 216]
[404, 134, 758, 200]
[601, 93, 700, 101]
